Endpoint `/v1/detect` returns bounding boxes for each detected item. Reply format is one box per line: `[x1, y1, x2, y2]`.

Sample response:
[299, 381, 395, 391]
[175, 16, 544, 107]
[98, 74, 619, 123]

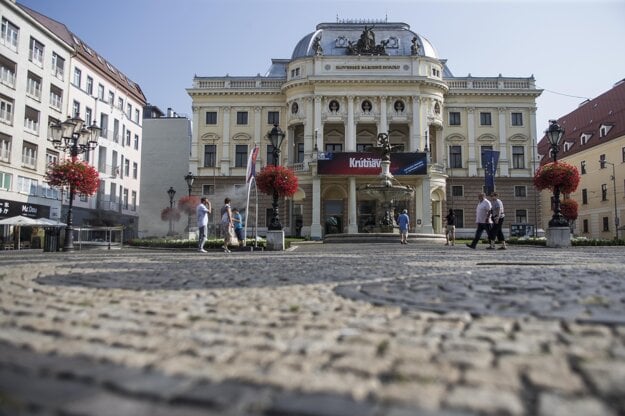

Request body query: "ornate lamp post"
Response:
[49, 115, 101, 251]
[184, 172, 194, 232]
[167, 186, 176, 235]
[267, 124, 286, 230]
[545, 120, 568, 227]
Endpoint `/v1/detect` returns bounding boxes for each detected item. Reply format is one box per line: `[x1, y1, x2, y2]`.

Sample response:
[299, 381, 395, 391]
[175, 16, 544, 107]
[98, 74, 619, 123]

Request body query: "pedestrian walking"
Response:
[489, 192, 507, 249]
[466, 193, 494, 249]
[398, 209, 410, 244]
[232, 208, 244, 247]
[220, 197, 234, 253]
[196, 197, 211, 252]
[445, 208, 456, 246]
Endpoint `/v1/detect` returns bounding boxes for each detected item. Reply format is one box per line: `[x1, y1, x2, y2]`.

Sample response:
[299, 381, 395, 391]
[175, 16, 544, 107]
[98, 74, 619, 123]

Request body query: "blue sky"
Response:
[18, 0, 625, 135]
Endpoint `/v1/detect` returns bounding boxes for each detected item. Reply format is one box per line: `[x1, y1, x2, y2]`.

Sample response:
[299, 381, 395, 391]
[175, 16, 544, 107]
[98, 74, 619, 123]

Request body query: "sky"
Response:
[17, 0, 625, 137]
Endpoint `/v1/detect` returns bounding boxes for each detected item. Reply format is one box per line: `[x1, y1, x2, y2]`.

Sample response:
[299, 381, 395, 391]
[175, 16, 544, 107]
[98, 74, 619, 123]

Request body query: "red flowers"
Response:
[161, 207, 181, 222]
[560, 199, 579, 221]
[256, 165, 298, 197]
[45, 160, 99, 195]
[534, 162, 580, 195]
[177, 195, 200, 215]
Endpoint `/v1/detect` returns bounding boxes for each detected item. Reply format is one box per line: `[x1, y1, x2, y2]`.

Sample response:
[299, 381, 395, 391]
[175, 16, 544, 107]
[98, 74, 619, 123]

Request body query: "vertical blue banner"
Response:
[483, 149, 500, 195]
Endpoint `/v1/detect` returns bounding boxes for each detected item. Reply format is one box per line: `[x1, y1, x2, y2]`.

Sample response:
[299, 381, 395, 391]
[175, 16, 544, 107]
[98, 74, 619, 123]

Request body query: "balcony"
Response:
[0, 67, 16, 88]
[23, 118, 39, 134]
[446, 76, 537, 91]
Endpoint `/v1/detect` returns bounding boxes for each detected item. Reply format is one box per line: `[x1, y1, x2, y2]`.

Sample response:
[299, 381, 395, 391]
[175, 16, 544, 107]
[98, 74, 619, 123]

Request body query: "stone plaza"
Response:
[0, 243, 624, 415]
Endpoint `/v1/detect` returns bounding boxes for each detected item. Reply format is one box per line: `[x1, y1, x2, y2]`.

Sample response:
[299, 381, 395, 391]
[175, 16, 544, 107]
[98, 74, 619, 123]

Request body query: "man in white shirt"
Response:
[196, 197, 211, 252]
[466, 193, 494, 249]
[490, 192, 507, 250]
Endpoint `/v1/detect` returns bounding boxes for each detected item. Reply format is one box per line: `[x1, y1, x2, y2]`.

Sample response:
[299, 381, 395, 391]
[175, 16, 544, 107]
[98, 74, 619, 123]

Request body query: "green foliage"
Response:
[128, 238, 266, 250]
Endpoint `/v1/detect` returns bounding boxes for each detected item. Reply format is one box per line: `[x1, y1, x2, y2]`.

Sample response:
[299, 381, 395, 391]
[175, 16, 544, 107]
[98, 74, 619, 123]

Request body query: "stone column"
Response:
[411, 96, 422, 152]
[189, 106, 200, 173]
[221, 107, 231, 175]
[378, 96, 388, 134]
[467, 107, 477, 177]
[314, 96, 322, 151]
[421, 177, 433, 233]
[311, 176, 322, 239]
[304, 97, 314, 163]
[348, 177, 358, 234]
[498, 107, 509, 176]
[346, 96, 355, 151]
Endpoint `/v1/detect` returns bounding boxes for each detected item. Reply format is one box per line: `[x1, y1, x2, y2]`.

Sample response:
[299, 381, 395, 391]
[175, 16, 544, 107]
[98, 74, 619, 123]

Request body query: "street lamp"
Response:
[49, 115, 101, 251]
[545, 120, 568, 227]
[267, 124, 286, 230]
[167, 186, 176, 236]
[184, 172, 194, 232]
[601, 161, 620, 240]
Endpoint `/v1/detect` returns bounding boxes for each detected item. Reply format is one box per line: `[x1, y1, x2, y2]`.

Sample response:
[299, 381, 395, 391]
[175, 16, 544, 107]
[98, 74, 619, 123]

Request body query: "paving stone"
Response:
[443, 385, 524, 416]
[537, 393, 616, 416]
[265, 392, 378, 416]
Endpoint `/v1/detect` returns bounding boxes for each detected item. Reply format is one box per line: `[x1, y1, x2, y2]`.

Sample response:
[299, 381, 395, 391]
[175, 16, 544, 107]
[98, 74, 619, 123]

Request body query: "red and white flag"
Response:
[246, 147, 260, 184]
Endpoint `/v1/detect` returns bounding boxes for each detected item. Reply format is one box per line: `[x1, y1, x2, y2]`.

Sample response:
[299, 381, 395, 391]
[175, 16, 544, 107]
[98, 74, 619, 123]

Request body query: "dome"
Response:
[290, 22, 439, 60]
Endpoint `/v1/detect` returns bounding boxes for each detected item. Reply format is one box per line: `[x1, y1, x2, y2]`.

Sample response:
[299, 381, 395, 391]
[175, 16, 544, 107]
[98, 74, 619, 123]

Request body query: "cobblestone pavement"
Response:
[0, 244, 624, 416]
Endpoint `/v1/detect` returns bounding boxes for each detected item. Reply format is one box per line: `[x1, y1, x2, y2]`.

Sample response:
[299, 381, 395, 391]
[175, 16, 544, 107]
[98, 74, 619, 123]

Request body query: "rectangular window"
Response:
[599, 154, 606, 169]
[100, 113, 108, 137]
[582, 189, 588, 205]
[480, 112, 492, 126]
[581, 161, 586, 175]
[583, 219, 589, 233]
[297, 143, 304, 163]
[126, 103, 132, 119]
[512, 146, 525, 169]
[325, 143, 343, 153]
[26, 72, 42, 100]
[123, 188, 129, 210]
[73, 67, 81, 87]
[84, 107, 92, 126]
[117, 97, 124, 110]
[124, 159, 130, 177]
[86, 76, 93, 95]
[49, 84, 63, 110]
[603, 217, 609, 232]
[622, 147, 625, 163]
[480, 145, 493, 169]
[23, 106, 40, 133]
[515, 209, 527, 223]
[108, 91, 114, 106]
[601, 184, 608, 201]
[205, 111, 217, 124]
[1, 18, 19, 51]
[0, 134, 10, 162]
[17, 176, 38, 195]
[132, 162, 138, 179]
[449, 111, 461, 126]
[236, 111, 248, 125]
[235, 145, 247, 167]
[131, 191, 137, 211]
[451, 185, 463, 197]
[125, 130, 131, 146]
[0, 170, 12, 191]
[134, 109, 140, 123]
[453, 209, 464, 228]
[71, 101, 80, 119]
[0, 55, 17, 88]
[202, 184, 215, 195]
[268, 111, 279, 125]
[514, 186, 526, 197]
[449, 145, 462, 168]
[204, 144, 216, 167]
[133, 134, 139, 150]
[511, 112, 523, 126]
[29, 37, 44, 66]
[96, 84, 104, 100]
[51, 53, 64, 79]
[0, 94, 14, 124]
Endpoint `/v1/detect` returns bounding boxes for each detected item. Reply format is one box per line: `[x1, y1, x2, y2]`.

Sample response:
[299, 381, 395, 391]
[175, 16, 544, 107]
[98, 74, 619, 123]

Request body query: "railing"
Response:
[446, 77, 534, 90]
[21, 154, 36, 167]
[74, 226, 124, 250]
[26, 83, 41, 99]
[194, 77, 285, 89]
[0, 109, 12, 124]
[289, 162, 307, 172]
[0, 67, 15, 87]
[0, 147, 10, 162]
[24, 118, 39, 133]
[49, 94, 62, 110]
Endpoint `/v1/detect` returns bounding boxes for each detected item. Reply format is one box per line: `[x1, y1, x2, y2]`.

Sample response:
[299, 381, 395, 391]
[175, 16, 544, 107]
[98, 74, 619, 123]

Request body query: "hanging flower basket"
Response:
[161, 207, 181, 222]
[560, 199, 579, 221]
[177, 195, 200, 215]
[256, 165, 299, 197]
[45, 160, 100, 195]
[534, 162, 580, 195]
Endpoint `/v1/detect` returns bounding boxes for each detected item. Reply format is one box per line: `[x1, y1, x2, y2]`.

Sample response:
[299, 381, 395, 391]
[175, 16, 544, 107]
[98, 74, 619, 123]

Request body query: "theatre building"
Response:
[187, 20, 542, 239]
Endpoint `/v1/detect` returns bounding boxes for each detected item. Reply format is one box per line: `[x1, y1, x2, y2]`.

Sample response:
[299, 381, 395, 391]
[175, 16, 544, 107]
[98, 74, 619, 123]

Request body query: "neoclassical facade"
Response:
[187, 21, 542, 239]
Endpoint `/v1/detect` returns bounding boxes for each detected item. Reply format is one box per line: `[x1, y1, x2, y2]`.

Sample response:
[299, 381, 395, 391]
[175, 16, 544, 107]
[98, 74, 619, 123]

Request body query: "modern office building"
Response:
[0, 0, 146, 244]
[537, 79, 625, 239]
[187, 20, 542, 239]
[139, 105, 192, 238]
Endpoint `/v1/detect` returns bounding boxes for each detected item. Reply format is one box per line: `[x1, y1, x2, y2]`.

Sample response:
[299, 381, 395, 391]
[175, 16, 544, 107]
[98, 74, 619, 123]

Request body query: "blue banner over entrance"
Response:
[317, 152, 427, 175]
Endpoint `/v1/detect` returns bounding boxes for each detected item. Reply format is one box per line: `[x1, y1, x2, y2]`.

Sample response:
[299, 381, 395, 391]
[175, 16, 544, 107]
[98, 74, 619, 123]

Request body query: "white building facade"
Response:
[1, 0, 146, 243]
[188, 21, 542, 239]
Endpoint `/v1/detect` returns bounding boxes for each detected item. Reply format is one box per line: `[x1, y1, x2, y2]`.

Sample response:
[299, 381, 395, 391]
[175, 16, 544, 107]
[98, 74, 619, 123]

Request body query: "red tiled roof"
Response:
[537, 79, 625, 166]
[17, 3, 146, 104]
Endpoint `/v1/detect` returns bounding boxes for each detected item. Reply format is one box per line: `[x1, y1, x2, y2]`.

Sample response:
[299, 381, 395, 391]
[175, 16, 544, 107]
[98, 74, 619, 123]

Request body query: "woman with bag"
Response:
[220, 197, 234, 253]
